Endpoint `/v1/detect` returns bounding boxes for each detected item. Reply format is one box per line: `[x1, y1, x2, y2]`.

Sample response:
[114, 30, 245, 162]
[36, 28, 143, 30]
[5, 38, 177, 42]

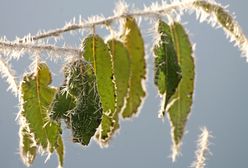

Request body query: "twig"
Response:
[15, 0, 195, 43]
[0, 41, 80, 58]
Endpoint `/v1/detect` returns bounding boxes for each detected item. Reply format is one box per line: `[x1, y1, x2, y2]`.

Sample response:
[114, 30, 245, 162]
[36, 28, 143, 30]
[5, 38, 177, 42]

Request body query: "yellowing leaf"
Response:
[121, 17, 146, 118]
[154, 20, 182, 117]
[82, 35, 116, 142]
[19, 125, 37, 167]
[20, 63, 61, 152]
[167, 22, 195, 160]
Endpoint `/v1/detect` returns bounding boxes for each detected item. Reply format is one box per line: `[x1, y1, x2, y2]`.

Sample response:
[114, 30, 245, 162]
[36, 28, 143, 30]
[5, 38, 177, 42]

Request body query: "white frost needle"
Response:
[0, 56, 18, 96]
[191, 127, 212, 168]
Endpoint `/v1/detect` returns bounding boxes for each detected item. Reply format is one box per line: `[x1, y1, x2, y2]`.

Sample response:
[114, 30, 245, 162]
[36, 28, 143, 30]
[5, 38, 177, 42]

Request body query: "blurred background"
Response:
[0, 0, 247, 167]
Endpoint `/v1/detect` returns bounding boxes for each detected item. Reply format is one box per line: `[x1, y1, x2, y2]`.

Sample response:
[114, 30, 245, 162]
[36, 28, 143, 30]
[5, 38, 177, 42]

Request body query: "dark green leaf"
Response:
[121, 16, 146, 118]
[154, 20, 182, 116]
[20, 63, 61, 152]
[82, 35, 116, 142]
[65, 60, 103, 145]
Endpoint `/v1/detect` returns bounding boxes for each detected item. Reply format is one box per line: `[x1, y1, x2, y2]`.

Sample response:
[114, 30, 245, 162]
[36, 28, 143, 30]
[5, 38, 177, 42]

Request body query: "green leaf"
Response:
[102, 39, 131, 142]
[82, 35, 116, 142]
[56, 135, 64, 168]
[49, 85, 76, 124]
[19, 125, 37, 167]
[167, 22, 195, 158]
[154, 20, 182, 116]
[20, 63, 61, 152]
[121, 16, 146, 118]
[65, 60, 103, 145]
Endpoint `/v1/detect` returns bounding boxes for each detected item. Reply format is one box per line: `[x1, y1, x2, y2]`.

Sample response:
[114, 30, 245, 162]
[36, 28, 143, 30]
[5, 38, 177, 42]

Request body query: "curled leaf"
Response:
[194, 0, 248, 58]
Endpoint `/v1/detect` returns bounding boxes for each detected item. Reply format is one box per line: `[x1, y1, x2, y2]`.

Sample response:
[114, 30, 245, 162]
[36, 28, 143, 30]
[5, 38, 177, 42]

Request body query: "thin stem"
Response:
[15, 0, 195, 43]
[0, 41, 80, 57]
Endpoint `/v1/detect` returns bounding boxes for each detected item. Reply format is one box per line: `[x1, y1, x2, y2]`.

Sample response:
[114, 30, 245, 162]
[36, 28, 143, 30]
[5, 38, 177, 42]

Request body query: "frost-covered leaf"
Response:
[50, 60, 102, 146]
[194, 0, 235, 31]
[82, 35, 116, 142]
[20, 63, 61, 152]
[154, 20, 182, 116]
[19, 125, 37, 167]
[167, 22, 195, 161]
[121, 16, 146, 118]
[193, 0, 248, 59]
[65, 60, 103, 145]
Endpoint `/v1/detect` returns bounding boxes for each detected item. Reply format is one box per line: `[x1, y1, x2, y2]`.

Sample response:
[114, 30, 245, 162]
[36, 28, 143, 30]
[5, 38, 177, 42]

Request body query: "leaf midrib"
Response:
[35, 72, 49, 145]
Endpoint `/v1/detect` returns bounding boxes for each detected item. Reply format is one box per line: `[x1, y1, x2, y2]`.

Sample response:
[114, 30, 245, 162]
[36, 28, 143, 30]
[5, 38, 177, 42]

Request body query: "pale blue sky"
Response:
[0, 0, 248, 168]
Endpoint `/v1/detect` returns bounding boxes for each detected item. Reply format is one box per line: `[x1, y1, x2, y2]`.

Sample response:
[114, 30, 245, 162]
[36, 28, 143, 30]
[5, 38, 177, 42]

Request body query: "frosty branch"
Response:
[0, 0, 247, 168]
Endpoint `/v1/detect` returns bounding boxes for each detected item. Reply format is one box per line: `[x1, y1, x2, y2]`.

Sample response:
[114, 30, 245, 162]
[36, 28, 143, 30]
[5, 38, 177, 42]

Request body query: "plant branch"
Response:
[15, 0, 195, 43]
[0, 41, 81, 59]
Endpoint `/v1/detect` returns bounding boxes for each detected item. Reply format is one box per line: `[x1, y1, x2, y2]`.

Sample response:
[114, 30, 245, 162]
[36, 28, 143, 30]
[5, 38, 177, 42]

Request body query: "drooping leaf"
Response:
[193, 0, 248, 58]
[19, 125, 37, 167]
[100, 39, 131, 142]
[82, 35, 116, 142]
[20, 63, 61, 152]
[154, 20, 182, 117]
[65, 60, 103, 145]
[56, 135, 64, 168]
[193, 0, 235, 32]
[167, 22, 195, 160]
[121, 16, 146, 118]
